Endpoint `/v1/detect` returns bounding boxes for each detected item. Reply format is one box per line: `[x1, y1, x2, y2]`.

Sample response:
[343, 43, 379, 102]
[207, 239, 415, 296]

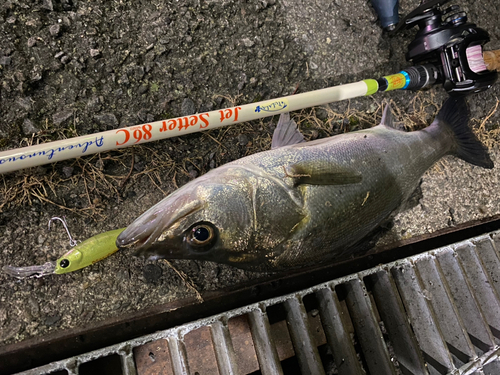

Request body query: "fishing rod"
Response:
[0, 0, 498, 175]
[0, 68, 439, 175]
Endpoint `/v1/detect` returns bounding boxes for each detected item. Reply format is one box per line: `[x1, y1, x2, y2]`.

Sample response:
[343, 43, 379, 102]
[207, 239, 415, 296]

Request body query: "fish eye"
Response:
[193, 226, 211, 242]
[60, 259, 70, 268]
[187, 222, 217, 250]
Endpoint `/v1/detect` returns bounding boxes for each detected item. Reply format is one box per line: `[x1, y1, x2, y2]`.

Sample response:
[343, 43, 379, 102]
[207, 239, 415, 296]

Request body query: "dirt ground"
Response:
[1, 0, 499, 348]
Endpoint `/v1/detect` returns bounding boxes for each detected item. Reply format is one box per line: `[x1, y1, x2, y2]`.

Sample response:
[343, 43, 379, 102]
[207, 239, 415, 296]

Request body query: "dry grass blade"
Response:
[163, 260, 204, 303]
[473, 99, 500, 149]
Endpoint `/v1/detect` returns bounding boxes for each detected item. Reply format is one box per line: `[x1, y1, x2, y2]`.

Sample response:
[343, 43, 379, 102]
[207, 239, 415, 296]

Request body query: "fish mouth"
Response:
[116, 214, 162, 250]
[116, 198, 204, 255]
[117, 227, 167, 259]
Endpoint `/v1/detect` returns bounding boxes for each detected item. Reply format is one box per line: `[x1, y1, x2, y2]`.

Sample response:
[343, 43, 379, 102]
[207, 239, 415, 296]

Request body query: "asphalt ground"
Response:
[0, 0, 499, 347]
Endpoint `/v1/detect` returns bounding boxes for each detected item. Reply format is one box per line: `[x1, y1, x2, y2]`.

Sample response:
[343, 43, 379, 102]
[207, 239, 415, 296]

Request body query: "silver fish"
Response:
[117, 98, 493, 271]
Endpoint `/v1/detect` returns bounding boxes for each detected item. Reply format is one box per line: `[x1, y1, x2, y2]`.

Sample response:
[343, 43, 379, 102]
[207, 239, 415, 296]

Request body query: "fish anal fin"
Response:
[271, 112, 305, 149]
[286, 162, 362, 186]
[403, 181, 423, 211]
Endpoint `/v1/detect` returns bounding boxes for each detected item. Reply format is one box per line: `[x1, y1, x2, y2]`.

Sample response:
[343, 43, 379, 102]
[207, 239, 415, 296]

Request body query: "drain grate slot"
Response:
[283, 296, 325, 375]
[184, 326, 219, 374]
[342, 277, 397, 374]
[415, 255, 476, 367]
[228, 315, 259, 373]
[392, 261, 454, 374]
[79, 354, 123, 375]
[12, 230, 500, 375]
[364, 270, 427, 375]
[211, 320, 240, 374]
[455, 242, 500, 340]
[247, 309, 283, 375]
[483, 359, 500, 374]
[133, 339, 173, 375]
[436, 249, 496, 352]
[472, 236, 500, 298]
[167, 336, 189, 375]
[316, 286, 365, 374]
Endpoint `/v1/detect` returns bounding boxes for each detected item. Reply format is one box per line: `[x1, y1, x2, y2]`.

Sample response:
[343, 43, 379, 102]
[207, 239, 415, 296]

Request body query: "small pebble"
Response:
[242, 38, 255, 47]
[37, 234, 46, 245]
[315, 108, 329, 120]
[28, 296, 40, 318]
[44, 315, 61, 327]
[22, 118, 39, 134]
[238, 134, 249, 146]
[143, 264, 162, 283]
[27, 37, 37, 47]
[86, 96, 101, 112]
[189, 169, 198, 179]
[0, 321, 21, 342]
[49, 24, 60, 37]
[134, 161, 146, 172]
[181, 98, 196, 116]
[137, 84, 148, 95]
[30, 69, 42, 82]
[62, 166, 74, 178]
[95, 159, 105, 170]
[94, 113, 118, 127]
[0, 56, 12, 66]
[17, 97, 33, 111]
[89, 49, 101, 58]
[41, 0, 53, 11]
[52, 109, 73, 126]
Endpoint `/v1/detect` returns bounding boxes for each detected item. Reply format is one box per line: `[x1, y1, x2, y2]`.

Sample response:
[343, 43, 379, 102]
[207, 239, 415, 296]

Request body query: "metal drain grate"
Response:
[14, 230, 500, 375]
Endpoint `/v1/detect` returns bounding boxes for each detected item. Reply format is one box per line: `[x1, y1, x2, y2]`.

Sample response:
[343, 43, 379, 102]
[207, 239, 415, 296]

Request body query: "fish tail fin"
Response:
[435, 97, 494, 169]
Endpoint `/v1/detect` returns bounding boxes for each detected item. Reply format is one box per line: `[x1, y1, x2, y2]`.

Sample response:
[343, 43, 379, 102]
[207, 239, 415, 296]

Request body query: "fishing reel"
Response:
[394, 0, 497, 96]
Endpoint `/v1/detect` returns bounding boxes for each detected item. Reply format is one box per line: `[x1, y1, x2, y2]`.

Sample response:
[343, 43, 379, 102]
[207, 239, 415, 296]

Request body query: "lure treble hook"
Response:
[48, 216, 78, 247]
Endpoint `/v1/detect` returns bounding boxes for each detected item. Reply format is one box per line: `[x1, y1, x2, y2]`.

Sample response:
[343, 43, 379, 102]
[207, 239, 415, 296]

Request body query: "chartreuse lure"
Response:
[2, 217, 124, 279]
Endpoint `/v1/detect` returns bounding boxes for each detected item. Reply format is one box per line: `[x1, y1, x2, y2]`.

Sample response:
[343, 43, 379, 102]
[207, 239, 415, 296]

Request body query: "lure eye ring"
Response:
[59, 259, 70, 268]
[186, 222, 217, 251]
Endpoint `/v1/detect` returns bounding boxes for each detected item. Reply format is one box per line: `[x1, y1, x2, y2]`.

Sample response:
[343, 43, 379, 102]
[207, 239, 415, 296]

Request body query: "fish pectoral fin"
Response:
[286, 162, 362, 185]
[271, 112, 305, 149]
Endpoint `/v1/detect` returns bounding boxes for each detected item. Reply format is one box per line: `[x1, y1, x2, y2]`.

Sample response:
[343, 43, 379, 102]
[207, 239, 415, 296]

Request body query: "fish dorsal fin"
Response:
[381, 103, 396, 128]
[271, 112, 305, 149]
[286, 161, 362, 186]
